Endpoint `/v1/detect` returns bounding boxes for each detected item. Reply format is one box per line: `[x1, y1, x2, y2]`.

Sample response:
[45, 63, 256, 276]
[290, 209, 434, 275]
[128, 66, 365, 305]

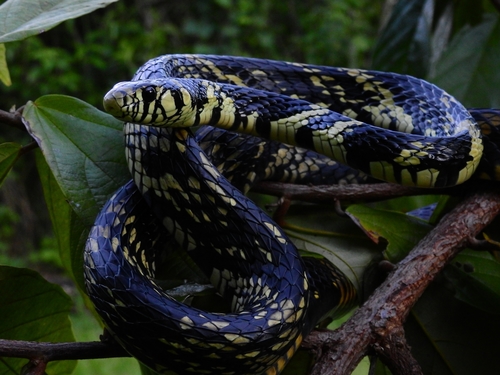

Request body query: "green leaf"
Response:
[35, 151, 89, 292]
[0, 142, 22, 186]
[407, 280, 500, 374]
[35, 152, 73, 274]
[25, 96, 129, 294]
[22, 95, 128, 226]
[345, 204, 432, 262]
[444, 249, 500, 314]
[0, 266, 76, 375]
[0, 0, 119, 43]
[282, 203, 381, 293]
[0, 43, 11, 86]
[430, 14, 500, 107]
[372, 0, 433, 76]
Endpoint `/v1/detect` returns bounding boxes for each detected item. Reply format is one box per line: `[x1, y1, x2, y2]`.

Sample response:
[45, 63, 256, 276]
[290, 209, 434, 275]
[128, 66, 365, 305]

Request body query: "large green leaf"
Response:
[35, 152, 74, 276]
[430, 14, 500, 107]
[35, 151, 90, 292]
[0, 266, 75, 375]
[22, 94, 128, 226]
[0, 0, 119, 43]
[0, 142, 22, 186]
[24, 95, 129, 295]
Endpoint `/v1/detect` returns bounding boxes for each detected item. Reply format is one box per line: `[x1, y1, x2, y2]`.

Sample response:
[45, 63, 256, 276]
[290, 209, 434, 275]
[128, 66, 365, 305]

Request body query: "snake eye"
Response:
[142, 86, 157, 103]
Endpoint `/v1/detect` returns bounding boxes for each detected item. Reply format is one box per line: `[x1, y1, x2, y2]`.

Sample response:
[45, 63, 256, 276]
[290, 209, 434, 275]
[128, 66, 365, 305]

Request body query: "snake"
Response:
[84, 54, 497, 375]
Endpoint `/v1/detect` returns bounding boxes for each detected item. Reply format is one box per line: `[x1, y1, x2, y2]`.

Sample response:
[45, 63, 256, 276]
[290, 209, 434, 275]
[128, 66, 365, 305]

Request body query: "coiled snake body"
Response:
[84, 55, 496, 374]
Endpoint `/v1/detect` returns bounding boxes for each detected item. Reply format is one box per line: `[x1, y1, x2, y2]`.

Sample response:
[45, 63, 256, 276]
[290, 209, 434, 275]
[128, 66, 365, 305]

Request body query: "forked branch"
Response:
[302, 187, 500, 374]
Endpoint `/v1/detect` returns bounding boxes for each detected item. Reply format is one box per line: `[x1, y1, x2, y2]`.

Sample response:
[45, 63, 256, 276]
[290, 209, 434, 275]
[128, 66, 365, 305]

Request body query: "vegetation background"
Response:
[0, 0, 499, 374]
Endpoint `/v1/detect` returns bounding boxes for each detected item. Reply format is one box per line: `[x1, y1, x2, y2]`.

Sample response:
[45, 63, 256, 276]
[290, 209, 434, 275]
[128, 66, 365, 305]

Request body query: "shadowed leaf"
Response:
[430, 14, 500, 107]
[0, 142, 22, 186]
[372, 0, 433, 77]
[445, 249, 500, 314]
[407, 280, 500, 374]
[0, 266, 75, 375]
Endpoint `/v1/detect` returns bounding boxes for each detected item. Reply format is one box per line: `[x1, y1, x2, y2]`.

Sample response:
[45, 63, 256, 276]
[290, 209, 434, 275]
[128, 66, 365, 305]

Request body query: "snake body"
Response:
[85, 55, 495, 374]
[105, 54, 484, 188]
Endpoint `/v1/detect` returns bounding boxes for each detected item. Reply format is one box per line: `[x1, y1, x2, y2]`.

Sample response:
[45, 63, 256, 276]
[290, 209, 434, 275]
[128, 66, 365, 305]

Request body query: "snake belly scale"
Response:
[85, 54, 491, 374]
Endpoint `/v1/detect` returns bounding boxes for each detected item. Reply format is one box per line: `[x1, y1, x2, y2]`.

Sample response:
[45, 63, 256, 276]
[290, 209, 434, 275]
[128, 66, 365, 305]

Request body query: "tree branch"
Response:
[302, 187, 500, 374]
[252, 180, 474, 203]
[0, 338, 129, 362]
[0, 107, 26, 131]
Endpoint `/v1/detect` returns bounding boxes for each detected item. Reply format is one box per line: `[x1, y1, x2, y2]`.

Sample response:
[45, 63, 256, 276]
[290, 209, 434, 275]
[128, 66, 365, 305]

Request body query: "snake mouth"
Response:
[103, 90, 127, 119]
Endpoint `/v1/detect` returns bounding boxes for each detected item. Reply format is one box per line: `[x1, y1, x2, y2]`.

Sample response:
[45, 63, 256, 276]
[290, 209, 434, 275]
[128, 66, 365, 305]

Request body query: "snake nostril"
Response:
[142, 86, 157, 103]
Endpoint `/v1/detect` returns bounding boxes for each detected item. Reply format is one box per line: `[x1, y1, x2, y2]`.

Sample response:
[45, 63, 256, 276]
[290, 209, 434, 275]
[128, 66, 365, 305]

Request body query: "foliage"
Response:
[1, 0, 381, 107]
[0, 0, 500, 374]
[0, 266, 75, 375]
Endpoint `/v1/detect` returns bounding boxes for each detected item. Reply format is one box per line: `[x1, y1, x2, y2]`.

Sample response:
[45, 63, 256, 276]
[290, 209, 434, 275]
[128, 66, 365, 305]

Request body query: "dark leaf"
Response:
[407, 280, 500, 374]
[0, 266, 75, 375]
[444, 249, 500, 314]
[0, 142, 21, 186]
[372, 0, 434, 77]
[430, 14, 500, 107]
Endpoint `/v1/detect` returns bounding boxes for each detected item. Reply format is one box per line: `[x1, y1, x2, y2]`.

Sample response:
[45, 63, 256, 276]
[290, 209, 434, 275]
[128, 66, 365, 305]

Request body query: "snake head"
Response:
[103, 79, 199, 127]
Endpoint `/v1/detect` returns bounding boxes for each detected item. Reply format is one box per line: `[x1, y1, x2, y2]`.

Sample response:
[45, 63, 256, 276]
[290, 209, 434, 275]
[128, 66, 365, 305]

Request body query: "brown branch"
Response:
[302, 187, 500, 374]
[0, 338, 130, 362]
[252, 180, 465, 203]
[0, 107, 26, 131]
